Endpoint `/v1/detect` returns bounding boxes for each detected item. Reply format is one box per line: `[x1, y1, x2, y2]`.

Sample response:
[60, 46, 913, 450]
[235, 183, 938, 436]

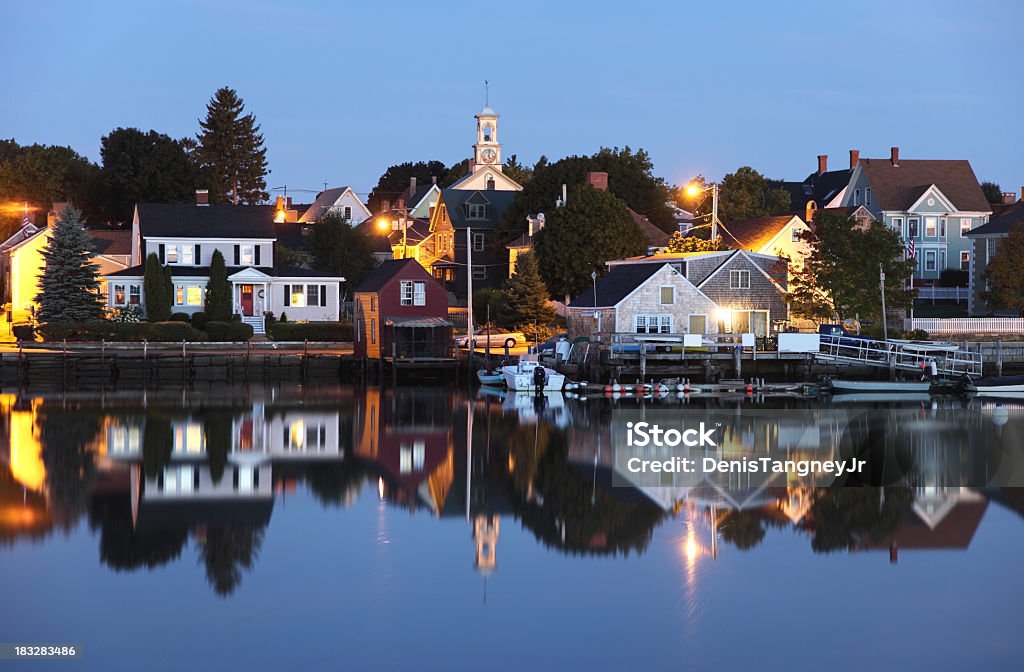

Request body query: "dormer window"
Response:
[467, 203, 488, 219]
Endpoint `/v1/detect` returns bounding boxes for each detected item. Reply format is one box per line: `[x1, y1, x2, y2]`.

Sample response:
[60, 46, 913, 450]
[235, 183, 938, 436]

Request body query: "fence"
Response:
[906, 318, 1024, 335]
[915, 287, 968, 303]
[448, 306, 468, 325]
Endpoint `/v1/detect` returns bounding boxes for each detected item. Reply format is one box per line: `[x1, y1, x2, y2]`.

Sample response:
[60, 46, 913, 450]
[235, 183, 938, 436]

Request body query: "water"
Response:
[2, 385, 1023, 671]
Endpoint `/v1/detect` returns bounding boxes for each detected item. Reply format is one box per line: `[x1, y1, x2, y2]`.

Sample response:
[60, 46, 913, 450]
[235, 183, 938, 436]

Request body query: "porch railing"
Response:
[905, 317, 1024, 335]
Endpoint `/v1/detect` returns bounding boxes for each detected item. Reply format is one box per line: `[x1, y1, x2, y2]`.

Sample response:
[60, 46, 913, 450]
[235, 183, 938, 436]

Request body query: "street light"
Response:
[377, 213, 409, 259]
[591, 270, 599, 339]
[685, 182, 720, 243]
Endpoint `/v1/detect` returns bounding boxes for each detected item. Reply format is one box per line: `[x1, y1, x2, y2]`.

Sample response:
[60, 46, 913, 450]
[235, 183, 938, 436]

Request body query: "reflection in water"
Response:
[2, 386, 1024, 600]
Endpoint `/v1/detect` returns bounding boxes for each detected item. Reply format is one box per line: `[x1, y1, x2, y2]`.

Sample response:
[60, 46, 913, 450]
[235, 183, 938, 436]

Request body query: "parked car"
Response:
[455, 326, 525, 349]
[537, 333, 568, 354]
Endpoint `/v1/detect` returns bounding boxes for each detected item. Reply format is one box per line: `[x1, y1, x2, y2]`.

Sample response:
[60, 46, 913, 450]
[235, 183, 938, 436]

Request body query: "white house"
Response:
[298, 186, 372, 224]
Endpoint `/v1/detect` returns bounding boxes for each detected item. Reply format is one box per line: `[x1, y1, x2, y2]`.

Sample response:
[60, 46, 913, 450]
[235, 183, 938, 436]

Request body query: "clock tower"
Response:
[472, 105, 502, 174]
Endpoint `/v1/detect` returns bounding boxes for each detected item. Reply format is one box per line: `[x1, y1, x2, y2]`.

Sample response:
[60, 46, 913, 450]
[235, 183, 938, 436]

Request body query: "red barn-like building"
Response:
[353, 259, 452, 359]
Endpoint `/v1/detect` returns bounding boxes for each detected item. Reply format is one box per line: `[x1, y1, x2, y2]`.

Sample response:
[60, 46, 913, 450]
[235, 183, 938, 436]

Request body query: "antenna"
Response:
[484, 79, 489, 107]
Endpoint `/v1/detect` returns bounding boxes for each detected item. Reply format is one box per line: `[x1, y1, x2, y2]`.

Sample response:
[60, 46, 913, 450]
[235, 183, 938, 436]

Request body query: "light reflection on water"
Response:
[1, 385, 1023, 670]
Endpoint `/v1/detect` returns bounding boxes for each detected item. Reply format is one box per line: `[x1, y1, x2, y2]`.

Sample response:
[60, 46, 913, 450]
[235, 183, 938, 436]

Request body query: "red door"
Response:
[240, 285, 254, 316]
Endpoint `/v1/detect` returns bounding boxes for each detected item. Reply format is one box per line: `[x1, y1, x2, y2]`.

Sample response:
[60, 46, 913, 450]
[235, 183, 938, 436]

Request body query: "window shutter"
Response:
[195, 245, 201, 265]
[158, 244, 165, 263]
[234, 245, 240, 266]
[320, 285, 327, 306]
[284, 285, 290, 306]
[255, 245, 261, 266]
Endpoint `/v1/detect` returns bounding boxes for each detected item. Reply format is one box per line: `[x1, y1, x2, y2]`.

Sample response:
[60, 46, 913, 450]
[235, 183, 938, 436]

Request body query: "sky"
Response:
[3, 0, 1022, 202]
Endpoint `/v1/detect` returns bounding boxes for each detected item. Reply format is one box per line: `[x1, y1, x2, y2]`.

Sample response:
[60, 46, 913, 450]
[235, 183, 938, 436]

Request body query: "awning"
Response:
[385, 317, 453, 328]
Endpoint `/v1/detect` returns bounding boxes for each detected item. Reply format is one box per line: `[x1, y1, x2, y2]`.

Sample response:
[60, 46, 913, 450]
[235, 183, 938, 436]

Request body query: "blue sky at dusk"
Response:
[3, 0, 1021, 200]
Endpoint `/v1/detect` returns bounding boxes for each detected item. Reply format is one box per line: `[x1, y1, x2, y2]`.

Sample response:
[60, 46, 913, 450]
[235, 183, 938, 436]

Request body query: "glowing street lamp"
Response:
[685, 181, 720, 243]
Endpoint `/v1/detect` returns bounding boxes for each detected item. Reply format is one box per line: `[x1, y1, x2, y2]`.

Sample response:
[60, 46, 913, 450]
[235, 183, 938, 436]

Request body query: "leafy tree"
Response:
[366, 160, 448, 212]
[806, 487, 912, 554]
[99, 127, 203, 224]
[666, 230, 724, 253]
[204, 249, 232, 321]
[783, 212, 916, 324]
[501, 147, 674, 242]
[533, 185, 645, 300]
[986, 222, 1024, 315]
[445, 158, 471, 186]
[980, 181, 1003, 204]
[196, 87, 268, 204]
[500, 253, 555, 334]
[35, 204, 105, 322]
[0, 140, 101, 222]
[683, 166, 791, 223]
[309, 212, 376, 289]
[143, 252, 172, 321]
[473, 287, 506, 325]
[199, 524, 265, 596]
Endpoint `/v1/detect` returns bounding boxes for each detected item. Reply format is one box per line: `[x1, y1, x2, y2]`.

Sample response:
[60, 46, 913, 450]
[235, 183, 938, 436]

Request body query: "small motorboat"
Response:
[828, 379, 930, 394]
[502, 354, 565, 391]
[476, 369, 504, 386]
[966, 375, 1024, 396]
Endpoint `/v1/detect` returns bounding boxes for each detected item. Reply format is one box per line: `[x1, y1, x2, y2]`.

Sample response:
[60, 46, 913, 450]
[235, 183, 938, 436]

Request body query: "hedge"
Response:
[190, 311, 209, 330]
[267, 321, 353, 341]
[39, 321, 201, 342]
[204, 321, 254, 341]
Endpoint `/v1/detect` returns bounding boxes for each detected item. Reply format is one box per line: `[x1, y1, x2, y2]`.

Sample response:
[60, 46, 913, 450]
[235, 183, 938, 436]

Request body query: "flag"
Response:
[906, 238, 915, 259]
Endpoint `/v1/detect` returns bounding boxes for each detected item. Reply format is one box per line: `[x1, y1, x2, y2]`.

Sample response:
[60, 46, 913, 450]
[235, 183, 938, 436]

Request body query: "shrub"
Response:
[148, 321, 200, 341]
[170, 312, 190, 322]
[191, 311, 209, 330]
[279, 311, 288, 323]
[268, 321, 352, 341]
[903, 328, 930, 340]
[939, 269, 969, 288]
[205, 321, 254, 341]
[38, 321, 200, 342]
[13, 324, 35, 341]
[110, 305, 144, 323]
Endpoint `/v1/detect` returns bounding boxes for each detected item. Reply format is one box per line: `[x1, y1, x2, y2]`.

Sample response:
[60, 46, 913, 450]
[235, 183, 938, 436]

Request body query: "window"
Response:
[400, 440, 426, 473]
[635, 315, 671, 334]
[400, 281, 414, 306]
[370, 296, 376, 312]
[791, 227, 801, 242]
[865, 188, 871, 206]
[473, 232, 485, 251]
[892, 217, 904, 237]
[113, 285, 125, 305]
[467, 203, 487, 219]
[853, 189, 861, 206]
[186, 286, 202, 306]
[472, 266, 486, 280]
[180, 245, 194, 265]
[166, 245, 178, 263]
[688, 314, 707, 334]
[175, 285, 184, 305]
[306, 284, 319, 307]
[660, 286, 674, 305]
[174, 423, 205, 454]
[413, 281, 426, 306]
[343, 206, 352, 220]
[908, 218, 920, 238]
[241, 245, 254, 265]
[960, 251, 970, 271]
[939, 218, 946, 238]
[925, 216, 937, 237]
[370, 319, 376, 344]
[291, 286, 306, 307]
[729, 270, 750, 289]
[924, 250, 937, 271]
[129, 285, 141, 305]
[960, 218, 971, 236]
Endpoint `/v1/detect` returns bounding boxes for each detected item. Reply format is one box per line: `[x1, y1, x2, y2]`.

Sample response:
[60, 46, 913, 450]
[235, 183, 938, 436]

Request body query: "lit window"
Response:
[114, 285, 125, 305]
[960, 251, 970, 271]
[413, 281, 426, 306]
[166, 245, 178, 263]
[729, 270, 750, 289]
[960, 218, 971, 236]
[129, 285, 141, 305]
[791, 227, 801, 242]
[400, 281, 413, 306]
[186, 286, 202, 305]
[241, 245, 254, 265]
[291, 285, 306, 307]
[635, 315, 671, 334]
[176, 285, 184, 305]
[925, 217, 937, 237]
[660, 286, 674, 305]
[174, 423, 204, 454]
[181, 245, 194, 265]
[306, 284, 319, 306]
[288, 420, 305, 449]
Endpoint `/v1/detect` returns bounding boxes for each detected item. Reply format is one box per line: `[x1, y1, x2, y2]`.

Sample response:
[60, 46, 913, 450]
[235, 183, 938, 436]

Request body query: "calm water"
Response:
[2, 385, 1023, 671]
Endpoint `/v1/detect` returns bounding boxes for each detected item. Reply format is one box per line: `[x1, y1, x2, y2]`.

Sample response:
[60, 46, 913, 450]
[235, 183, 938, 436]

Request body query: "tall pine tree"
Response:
[205, 249, 232, 321]
[196, 87, 269, 204]
[35, 204, 105, 323]
[501, 253, 556, 332]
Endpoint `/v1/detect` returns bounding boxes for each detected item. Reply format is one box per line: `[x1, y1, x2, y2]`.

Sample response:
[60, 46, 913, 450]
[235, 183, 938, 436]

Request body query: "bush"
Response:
[110, 305, 144, 323]
[170, 312, 190, 322]
[148, 321, 200, 341]
[13, 324, 35, 341]
[903, 328, 930, 340]
[190, 311, 209, 330]
[939, 269, 969, 288]
[268, 321, 352, 341]
[279, 311, 288, 323]
[38, 321, 200, 342]
[205, 321, 254, 341]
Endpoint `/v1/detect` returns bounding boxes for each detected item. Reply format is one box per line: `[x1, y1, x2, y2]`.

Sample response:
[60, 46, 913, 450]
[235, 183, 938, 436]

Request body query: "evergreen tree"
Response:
[205, 249, 232, 320]
[501, 253, 555, 330]
[143, 252, 172, 321]
[35, 203, 105, 322]
[985, 222, 1024, 315]
[196, 87, 268, 204]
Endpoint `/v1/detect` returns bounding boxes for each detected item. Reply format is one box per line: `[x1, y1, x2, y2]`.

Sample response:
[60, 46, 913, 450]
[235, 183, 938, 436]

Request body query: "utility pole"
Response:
[466, 226, 474, 340]
[880, 263, 888, 342]
[711, 183, 719, 243]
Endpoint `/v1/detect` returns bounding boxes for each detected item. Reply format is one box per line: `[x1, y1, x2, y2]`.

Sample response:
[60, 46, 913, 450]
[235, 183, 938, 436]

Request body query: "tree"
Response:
[35, 204, 105, 322]
[784, 212, 917, 324]
[199, 524, 265, 596]
[99, 127, 203, 224]
[500, 253, 555, 335]
[981, 181, 1003, 204]
[143, 252, 172, 321]
[196, 87, 268, 204]
[205, 249, 232, 320]
[0, 139, 102, 223]
[308, 212, 376, 289]
[366, 160, 448, 212]
[533, 185, 645, 300]
[682, 166, 791, 223]
[986, 222, 1024, 315]
[666, 230, 724, 253]
[502, 154, 533, 186]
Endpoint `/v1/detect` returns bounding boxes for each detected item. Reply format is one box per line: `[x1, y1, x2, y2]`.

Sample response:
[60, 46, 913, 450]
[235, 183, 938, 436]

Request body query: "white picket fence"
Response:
[905, 318, 1024, 335]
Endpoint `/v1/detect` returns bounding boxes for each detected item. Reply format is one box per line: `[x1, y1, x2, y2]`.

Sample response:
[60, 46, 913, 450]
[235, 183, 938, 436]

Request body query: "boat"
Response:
[968, 375, 1024, 395]
[502, 354, 565, 391]
[477, 369, 504, 386]
[828, 379, 930, 394]
[828, 392, 932, 404]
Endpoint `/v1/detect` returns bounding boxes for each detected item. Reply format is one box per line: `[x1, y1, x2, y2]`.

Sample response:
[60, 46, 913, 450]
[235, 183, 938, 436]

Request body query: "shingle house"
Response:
[964, 197, 1024, 315]
[103, 199, 345, 332]
[839, 147, 992, 284]
[719, 214, 811, 270]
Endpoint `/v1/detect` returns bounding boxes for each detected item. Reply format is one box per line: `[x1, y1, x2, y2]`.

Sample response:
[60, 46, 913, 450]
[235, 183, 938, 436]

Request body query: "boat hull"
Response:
[829, 379, 929, 394]
[476, 370, 505, 386]
[503, 370, 565, 391]
[971, 375, 1024, 394]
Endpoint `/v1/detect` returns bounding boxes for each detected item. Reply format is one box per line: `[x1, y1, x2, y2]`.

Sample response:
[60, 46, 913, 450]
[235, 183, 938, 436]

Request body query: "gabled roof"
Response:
[441, 188, 518, 230]
[720, 215, 802, 252]
[965, 200, 1024, 238]
[628, 208, 670, 248]
[0, 223, 45, 252]
[569, 263, 663, 308]
[695, 249, 787, 294]
[448, 168, 522, 192]
[781, 169, 852, 210]
[88, 229, 132, 256]
[858, 158, 991, 213]
[353, 219, 395, 255]
[354, 258, 428, 293]
[298, 186, 368, 223]
[137, 204, 276, 239]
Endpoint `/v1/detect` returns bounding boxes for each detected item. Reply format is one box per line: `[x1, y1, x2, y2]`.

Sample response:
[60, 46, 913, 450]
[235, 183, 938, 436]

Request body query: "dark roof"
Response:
[354, 258, 424, 293]
[106, 264, 274, 277]
[442, 188, 518, 230]
[137, 204, 276, 239]
[506, 232, 532, 249]
[88, 229, 133, 255]
[402, 184, 436, 208]
[780, 169, 852, 210]
[273, 265, 337, 277]
[570, 264, 664, 308]
[858, 158, 991, 213]
[628, 208, 669, 248]
[720, 215, 799, 251]
[353, 219, 395, 255]
[274, 222, 309, 250]
[965, 201, 1024, 237]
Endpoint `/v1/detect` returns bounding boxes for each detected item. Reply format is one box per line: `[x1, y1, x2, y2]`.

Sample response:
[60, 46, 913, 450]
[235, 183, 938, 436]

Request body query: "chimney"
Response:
[409, 176, 417, 195]
[849, 149, 860, 169]
[274, 195, 285, 210]
[561, 183, 567, 206]
[817, 155, 828, 174]
[431, 176, 437, 185]
[285, 196, 292, 209]
[1020, 186, 1024, 202]
[585, 171, 609, 191]
[196, 189, 209, 206]
[890, 146, 900, 167]
[527, 216, 534, 237]
[805, 201, 817, 223]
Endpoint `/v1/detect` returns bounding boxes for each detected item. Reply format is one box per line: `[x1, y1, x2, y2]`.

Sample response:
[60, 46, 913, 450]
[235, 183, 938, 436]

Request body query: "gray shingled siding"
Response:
[567, 307, 617, 342]
[697, 255, 788, 329]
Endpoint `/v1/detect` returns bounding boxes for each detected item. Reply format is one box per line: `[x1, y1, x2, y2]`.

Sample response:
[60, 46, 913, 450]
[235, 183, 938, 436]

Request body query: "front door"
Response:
[240, 285, 254, 316]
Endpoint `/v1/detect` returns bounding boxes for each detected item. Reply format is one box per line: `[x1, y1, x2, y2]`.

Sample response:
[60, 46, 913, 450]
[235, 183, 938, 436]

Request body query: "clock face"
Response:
[481, 148, 497, 164]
